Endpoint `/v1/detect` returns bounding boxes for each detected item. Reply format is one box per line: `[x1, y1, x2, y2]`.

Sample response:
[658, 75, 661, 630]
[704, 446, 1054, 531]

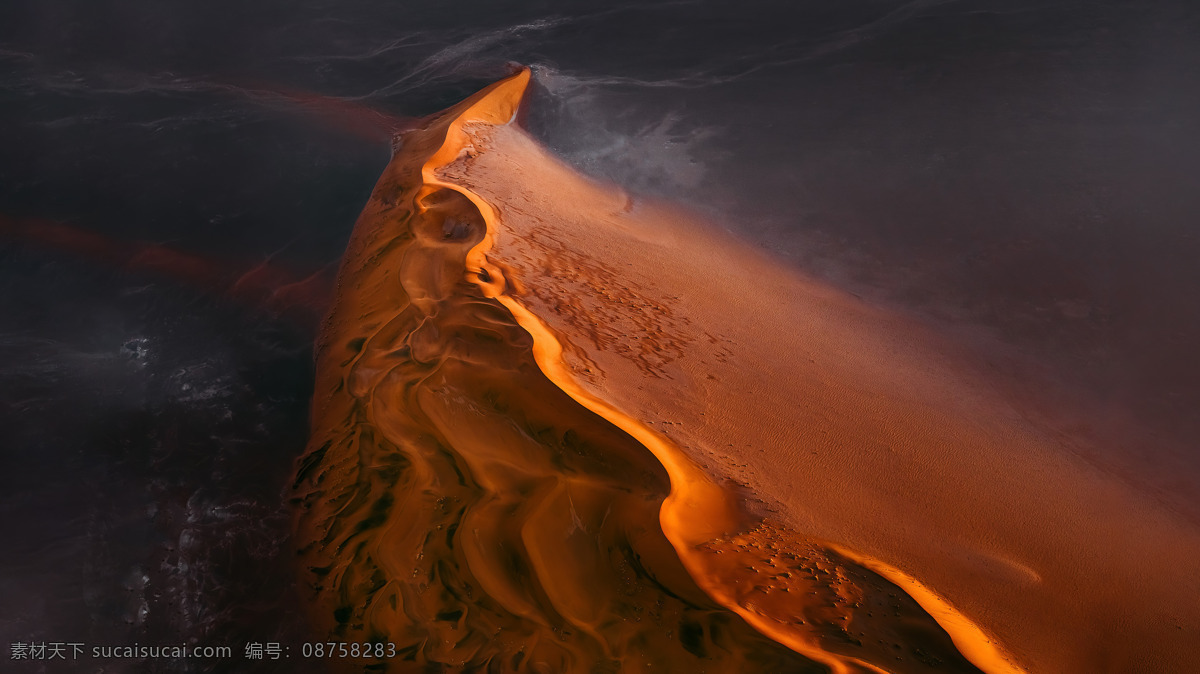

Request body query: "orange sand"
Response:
[293, 69, 1200, 673]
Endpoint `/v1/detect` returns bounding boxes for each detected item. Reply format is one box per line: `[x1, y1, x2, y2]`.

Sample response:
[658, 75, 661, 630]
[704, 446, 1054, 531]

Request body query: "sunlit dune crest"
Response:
[292, 69, 1200, 673]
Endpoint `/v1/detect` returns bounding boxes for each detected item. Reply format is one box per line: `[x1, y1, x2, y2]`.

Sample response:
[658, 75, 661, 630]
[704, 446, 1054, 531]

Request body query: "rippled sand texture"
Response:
[293, 70, 1200, 673]
[293, 70, 819, 673]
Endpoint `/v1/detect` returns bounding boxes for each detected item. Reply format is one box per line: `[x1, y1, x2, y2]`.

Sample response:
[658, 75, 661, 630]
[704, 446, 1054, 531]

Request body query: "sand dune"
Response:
[293, 69, 1200, 673]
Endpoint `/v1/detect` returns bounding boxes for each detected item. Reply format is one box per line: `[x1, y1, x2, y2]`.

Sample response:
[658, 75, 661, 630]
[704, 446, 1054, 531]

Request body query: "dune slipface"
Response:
[293, 70, 1200, 673]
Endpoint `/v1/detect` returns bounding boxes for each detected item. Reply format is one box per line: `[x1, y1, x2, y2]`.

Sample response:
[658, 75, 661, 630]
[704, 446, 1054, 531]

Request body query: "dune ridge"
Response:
[496, 265, 1014, 674]
[294, 69, 1200, 673]
[442, 75, 1200, 673]
[426, 70, 1008, 674]
[293, 68, 985, 673]
[294, 68, 827, 673]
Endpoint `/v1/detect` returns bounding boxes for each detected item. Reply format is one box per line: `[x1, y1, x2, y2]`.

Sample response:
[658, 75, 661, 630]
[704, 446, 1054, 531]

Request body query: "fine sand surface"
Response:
[293, 70, 1200, 673]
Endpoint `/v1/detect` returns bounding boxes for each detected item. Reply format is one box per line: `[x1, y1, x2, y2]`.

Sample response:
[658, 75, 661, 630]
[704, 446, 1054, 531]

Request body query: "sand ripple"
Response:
[292, 69, 1020, 673]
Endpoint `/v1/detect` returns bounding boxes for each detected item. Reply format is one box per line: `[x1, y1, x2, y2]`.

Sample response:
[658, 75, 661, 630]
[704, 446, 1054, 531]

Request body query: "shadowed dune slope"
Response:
[293, 70, 1200, 674]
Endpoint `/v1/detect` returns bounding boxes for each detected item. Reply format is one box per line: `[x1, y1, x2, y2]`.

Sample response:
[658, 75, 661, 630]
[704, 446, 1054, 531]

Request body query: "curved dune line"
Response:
[295, 67, 824, 672]
[295, 66, 1046, 673]
[496, 295, 865, 674]
[422, 68, 1023, 674]
[496, 238, 1022, 674]
[825, 545, 1025, 674]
